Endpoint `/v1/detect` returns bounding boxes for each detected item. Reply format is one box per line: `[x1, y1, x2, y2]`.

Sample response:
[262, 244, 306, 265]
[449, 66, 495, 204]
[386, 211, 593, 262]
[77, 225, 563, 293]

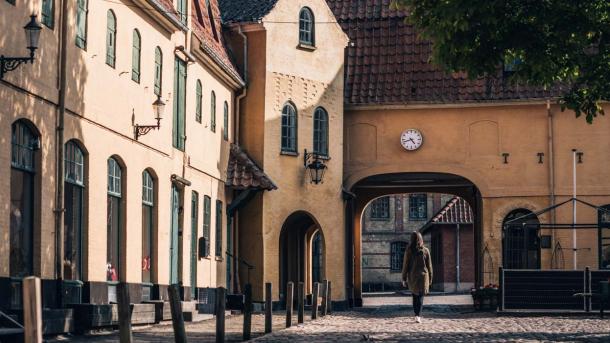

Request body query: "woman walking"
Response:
[401, 231, 433, 323]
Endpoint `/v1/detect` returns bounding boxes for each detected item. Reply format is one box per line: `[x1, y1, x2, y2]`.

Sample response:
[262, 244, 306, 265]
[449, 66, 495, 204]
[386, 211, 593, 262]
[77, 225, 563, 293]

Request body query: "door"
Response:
[190, 192, 198, 299]
[503, 209, 540, 269]
[170, 185, 180, 285]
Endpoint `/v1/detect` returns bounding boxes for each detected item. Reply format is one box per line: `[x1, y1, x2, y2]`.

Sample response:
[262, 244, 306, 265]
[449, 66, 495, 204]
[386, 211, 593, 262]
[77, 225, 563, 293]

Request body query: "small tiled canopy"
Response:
[226, 144, 277, 191]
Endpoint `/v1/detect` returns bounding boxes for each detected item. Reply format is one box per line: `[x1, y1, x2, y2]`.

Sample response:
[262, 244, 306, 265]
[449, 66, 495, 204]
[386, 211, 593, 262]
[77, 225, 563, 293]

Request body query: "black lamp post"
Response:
[132, 96, 166, 140]
[1, 15, 43, 79]
[304, 149, 327, 184]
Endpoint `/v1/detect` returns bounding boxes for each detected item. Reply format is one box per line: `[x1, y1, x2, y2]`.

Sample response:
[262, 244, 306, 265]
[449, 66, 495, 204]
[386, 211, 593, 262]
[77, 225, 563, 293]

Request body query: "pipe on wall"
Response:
[547, 100, 557, 250]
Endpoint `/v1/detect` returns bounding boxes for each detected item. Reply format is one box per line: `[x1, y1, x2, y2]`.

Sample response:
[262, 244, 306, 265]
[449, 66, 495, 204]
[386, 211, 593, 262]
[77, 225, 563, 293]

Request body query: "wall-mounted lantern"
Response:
[1, 15, 43, 79]
[304, 149, 327, 184]
[132, 96, 165, 140]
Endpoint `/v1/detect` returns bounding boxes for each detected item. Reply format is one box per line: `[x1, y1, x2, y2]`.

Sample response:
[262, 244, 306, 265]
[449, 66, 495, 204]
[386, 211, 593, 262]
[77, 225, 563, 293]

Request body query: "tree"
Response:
[391, 0, 610, 123]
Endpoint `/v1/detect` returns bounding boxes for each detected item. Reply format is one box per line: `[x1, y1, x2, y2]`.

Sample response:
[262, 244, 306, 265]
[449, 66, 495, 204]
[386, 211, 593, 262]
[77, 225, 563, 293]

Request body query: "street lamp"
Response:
[132, 96, 166, 140]
[1, 15, 43, 79]
[304, 149, 327, 184]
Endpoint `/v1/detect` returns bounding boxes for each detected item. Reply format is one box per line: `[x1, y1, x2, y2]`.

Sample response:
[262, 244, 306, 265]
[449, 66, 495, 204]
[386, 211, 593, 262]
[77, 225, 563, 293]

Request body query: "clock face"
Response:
[400, 129, 423, 151]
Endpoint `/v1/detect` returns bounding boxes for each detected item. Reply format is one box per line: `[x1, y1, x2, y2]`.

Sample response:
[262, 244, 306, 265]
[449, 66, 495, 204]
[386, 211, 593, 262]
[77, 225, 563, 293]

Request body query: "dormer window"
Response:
[299, 7, 314, 47]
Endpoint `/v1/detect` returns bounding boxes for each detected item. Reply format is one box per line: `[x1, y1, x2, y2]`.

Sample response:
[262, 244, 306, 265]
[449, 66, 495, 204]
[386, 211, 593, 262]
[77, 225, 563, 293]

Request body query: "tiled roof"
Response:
[326, 0, 561, 105]
[421, 197, 473, 233]
[218, 0, 279, 23]
[227, 144, 277, 191]
[192, 0, 244, 85]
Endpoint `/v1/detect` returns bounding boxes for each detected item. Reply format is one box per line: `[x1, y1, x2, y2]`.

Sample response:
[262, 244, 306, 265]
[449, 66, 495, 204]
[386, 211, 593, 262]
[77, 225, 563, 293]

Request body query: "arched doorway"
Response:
[502, 209, 541, 269]
[279, 212, 325, 301]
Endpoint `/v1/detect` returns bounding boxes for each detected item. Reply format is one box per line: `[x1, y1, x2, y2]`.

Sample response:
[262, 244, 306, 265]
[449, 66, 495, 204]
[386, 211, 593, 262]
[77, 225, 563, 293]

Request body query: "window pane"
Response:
[107, 195, 121, 281]
[223, 102, 229, 141]
[10, 170, 34, 277]
[173, 58, 187, 150]
[371, 197, 390, 220]
[106, 11, 116, 67]
[313, 108, 328, 156]
[281, 104, 297, 152]
[76, 0, 88, 48]
[409, 194, 427, 220]
[390, 242, 407, 272]
[196, 81, 202, 123]
[42, 0, 54, 28]
[154, 47, 163, 96]
[210, 92, 216, 132]
[64, 184, 83, 280]
[215, 200, 222, 257]
[132, 30, 141, 83]
[142, 204, 153, 283]
[203, 196, 211, 257]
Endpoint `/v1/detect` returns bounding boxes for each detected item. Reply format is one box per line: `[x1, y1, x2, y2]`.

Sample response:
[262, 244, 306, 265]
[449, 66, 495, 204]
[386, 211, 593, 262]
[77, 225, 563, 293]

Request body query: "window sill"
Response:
[280, 151, 299, 157]
[370, 218, 391, 222]
[297, 43, 316, 51]
[199, 256, 211, 260]
[215, 256, 223, 262]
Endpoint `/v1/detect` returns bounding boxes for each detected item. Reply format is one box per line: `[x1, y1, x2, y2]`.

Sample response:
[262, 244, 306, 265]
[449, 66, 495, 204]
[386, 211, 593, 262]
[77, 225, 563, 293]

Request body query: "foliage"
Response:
[390, 0, 610, 123]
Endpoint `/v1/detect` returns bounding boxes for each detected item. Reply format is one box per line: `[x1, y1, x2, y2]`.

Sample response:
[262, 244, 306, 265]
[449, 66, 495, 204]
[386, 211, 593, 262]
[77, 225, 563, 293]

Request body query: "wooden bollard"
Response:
[327, 281, 332, 314]
[242, 284, 253, 341]
[265, 282, 272, 334]
[117, 282, 133, 343]
[23, 277, 42, 343]
[297, 282, 304, 324]
[321, 280, 328, 316]
[286, 282, 294, 328]
[168, 284, 188, 343]
[311, 282, 319, 320]
[216, 287, 226, 343]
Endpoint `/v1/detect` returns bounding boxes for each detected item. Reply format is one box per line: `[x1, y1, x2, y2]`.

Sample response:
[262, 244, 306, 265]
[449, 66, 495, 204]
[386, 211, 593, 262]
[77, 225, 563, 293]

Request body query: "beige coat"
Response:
[401, 247, 433, 295]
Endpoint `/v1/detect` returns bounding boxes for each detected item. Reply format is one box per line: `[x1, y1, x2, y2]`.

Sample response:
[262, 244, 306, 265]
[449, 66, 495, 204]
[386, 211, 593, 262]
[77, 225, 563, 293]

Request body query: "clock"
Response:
[400, 129, 423, 151]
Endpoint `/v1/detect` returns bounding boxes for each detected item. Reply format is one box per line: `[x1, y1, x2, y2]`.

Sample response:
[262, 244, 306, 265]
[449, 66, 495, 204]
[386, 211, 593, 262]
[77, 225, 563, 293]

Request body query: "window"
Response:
[210, 91, 216, 132]
[177, 0, 187, 25]
[202, 195, 211, 257]
[142, 171, 154, 284]
[281, 103, 297, 153]
[502, 209, 540, 269]
[299, 7, 314, 46]
[10, 120, 38, 278]
[106, 10, 117, 67]
[313, 107, 328, 156]
[173, 58, 187, 150]
[64, 141, 85, 281]
[131, 30, 141, 83]
[42, 0, 54, 28]
[154, 47, 163, 96]
[409, 194, 427, 220]
[215, 200, 222, 257]
[370, 197, 390, 220]
[312, 231, 324, 284]
[107, 157, 123, 281]
[206, 0, 219, 41]
[390, 242, 407, 272]
[195, 80, 202, 123]
[223, 101, 229, 141]
[190, 192, 199, 298]
[599, 205, 610, 269]
[75, 0, 88, 48]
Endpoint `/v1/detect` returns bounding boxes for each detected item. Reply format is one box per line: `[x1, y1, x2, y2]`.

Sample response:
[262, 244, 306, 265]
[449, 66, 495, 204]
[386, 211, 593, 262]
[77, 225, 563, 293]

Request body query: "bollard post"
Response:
[286, 282, 294, 328]
[311, 282, 319, 320]
[297, 282, 304, 324]
[168, 284, 188, 343]
[117, 282, 133, 343]
[327, 281, 332, 314]
[242, 284, 253, 341]
[23, 277, 42, 343]
[216, 287, 226, 343]
[321, 280, 329, 316]
[265, 282, 272, 334]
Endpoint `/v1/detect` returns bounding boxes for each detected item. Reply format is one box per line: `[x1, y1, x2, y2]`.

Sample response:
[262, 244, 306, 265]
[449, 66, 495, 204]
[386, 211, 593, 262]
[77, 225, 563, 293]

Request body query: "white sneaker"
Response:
[415, 316, 421, 323]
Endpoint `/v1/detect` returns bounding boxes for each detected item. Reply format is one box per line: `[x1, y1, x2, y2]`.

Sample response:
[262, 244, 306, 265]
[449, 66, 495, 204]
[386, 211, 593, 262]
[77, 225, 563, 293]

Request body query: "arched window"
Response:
[312, 231, 324, 284]
[106, 10, 116, 67]
[313, 107, 328, 156]
[154, 47, 163, 96]
[390, 242, 408, 272]
[223, 101, 229, 141]
[599, 205, 610, 269]
[65, 141, 85, 281]
[503, 209, 540, 269]
[281, 103, 297, 153]
[10, 120, 39, 277]
[75, 0, 88, 49]
[131, 29, 141, 83]
[210, 91, 216, 132]
[195, 80, 202, 123]
[142, 170, 154, 289]
[299, 7, 314, 46]
[107, 157, 123, 282]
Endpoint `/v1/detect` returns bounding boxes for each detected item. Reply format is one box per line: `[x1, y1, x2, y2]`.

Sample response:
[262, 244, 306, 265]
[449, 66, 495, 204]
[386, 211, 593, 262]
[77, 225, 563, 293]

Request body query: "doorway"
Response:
[502, 209, 541, 269]
[170, 184, 183, 285]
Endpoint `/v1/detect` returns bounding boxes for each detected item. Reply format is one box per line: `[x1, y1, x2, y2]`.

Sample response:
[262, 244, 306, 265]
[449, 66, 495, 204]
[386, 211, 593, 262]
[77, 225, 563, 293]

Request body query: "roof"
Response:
[218, 0, 279, 23]
[326, 0, 561, 105]
[192, 0, 244, 86]
[421, 197, 473, 233]
[227, 144, 277, 191]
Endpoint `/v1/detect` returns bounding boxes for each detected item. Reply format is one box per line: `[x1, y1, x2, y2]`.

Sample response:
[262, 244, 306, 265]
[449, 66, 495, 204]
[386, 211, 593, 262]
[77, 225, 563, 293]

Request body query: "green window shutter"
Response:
[195, 80, 202, 123]
[154, 47, 162, 96]
[172, 58, 187, 150]
[42, 0, 54, 28]
[203, 196, 211, 257]
[131, 30, 141, 83]
[177, 0, 187, 25]
[106, 10, 116, 67]
[210, 91, 216, 132]
[215, 200, 222, 257]
[75, 0, 88, 49]
[223, 102, 229, 141]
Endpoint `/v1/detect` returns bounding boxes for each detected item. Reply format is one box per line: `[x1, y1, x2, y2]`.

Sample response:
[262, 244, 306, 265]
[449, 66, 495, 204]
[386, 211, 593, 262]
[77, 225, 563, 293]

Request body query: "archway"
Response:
[279, 211, 325, 302]
[502, 209, 541, 269]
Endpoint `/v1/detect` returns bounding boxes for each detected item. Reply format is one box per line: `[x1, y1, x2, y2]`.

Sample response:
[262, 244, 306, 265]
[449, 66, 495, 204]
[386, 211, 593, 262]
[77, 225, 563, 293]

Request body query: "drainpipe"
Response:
[456, 223, 460, 293]
[547, 100, 557, 255]
[54, 0, 69, 292]
[234, 25, 248, 145]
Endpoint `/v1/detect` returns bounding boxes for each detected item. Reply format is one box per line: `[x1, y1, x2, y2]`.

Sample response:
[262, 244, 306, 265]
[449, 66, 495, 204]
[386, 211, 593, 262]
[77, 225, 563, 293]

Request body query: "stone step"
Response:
[43, 308, 73, 335]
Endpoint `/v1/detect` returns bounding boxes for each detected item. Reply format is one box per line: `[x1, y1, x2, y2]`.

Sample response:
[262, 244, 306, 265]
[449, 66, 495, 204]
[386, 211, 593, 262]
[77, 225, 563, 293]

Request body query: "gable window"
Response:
[299, 7, 314, 46]
[142, 170, 155, 287]
[390, 242, 407, 272]
[206, 0, 219, 41]
[75, 0, 88, 48]
[215, 200, 223, 257]
[131, 29, 141, 83]
[202, 195, 211, 257]
[409, 194, 427, 220]
[107, 157, 123, 282]
[210, 91, 216, 132]
[223, 101, 229, 141]
[281, 103, 297, 153]
[370, 197, 390, 221]
[173, 57, 187, 150]
[106, 10, 117, 67]
[42, 0, 54, 28]
[64, 141, 85, 281]
[177, 0, 187, 25]
[195, 80, 202, 123]
[154, 47, 163, 96]
[313, 107, 328, 156]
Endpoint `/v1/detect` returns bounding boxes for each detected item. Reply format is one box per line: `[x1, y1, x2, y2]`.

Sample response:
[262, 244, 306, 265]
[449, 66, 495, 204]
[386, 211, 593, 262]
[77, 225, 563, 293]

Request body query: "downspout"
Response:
[456, 223, 460, 292]
[547, 100, 556, 253]
[234, 25, 248, 145]
[55, 0, 69, 289]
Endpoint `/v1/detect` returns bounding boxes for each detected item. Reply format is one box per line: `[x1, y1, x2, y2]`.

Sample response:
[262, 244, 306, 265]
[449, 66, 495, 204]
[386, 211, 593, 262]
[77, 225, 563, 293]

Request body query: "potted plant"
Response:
[471, 284, 499, 311]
